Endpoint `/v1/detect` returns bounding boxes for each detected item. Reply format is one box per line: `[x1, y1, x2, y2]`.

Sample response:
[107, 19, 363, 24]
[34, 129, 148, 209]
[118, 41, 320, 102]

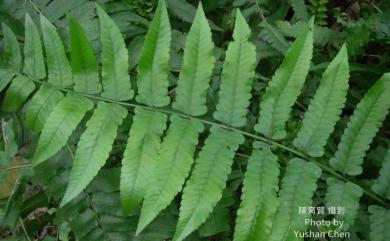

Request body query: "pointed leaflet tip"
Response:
[340, 43, 348, 55]
[197, 0, 204, 11]
[195, 1, 206, 19]
[157, 0, 167, 10]
[233, 8, 251, 40]
[95, 2, 103, 14]
[308, 15, 315, 27]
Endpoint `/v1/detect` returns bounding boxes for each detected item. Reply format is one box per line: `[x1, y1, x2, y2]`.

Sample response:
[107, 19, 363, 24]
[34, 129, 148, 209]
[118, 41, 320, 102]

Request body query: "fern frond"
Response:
[259, 21, 290, 54]
[136, 0, 171, 107]
[23, 14, 46, 80]
[293, 44, 349, 157]
[1, 23, 21, 73]
[61, 102, 127, 206]
[2, 75, 35, 112]
[233, 148, 279, 241]
[372, 148, 390, 199]
[172, 127, 244, 241]
[68, 15, 101, 94]
[213, 10, 256, 127]
[167, 0, 196, 24]
[25, 86, 64, 133]
[269, 158, 321, 241]
[33, 94, 94, 166]
[0, 24, 19, 90]
[96, 4, 133, 101]
[308, 0, 329, 26]
[290, 0, 309, 20]
[330, 73, 390, 175]
[255, 18, 314, 140]
[120, 108, 167, 215]
[0, 68, 14, 92]
[368, 205, 390, 241]
[137, 115, 203, 234]
[68, 208, 104, 240]
[325, 178, 362, 230]
[40, 15, 73, 88]
[172, 3, 215, 116]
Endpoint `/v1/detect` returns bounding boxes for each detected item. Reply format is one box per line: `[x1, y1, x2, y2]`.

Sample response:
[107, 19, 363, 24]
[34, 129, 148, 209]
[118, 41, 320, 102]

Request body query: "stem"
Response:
[1, 164, 32, 171]
[29, 79, 390, 208]
[19, 217, 32, 241]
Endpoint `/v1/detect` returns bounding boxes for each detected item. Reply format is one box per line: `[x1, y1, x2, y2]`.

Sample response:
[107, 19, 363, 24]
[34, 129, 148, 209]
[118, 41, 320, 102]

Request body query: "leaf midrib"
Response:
[31, 78, 390, 208]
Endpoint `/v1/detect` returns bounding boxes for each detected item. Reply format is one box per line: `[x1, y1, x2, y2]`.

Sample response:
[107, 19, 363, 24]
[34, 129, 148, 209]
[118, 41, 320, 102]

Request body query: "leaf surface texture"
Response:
[61, 102, 127, 206]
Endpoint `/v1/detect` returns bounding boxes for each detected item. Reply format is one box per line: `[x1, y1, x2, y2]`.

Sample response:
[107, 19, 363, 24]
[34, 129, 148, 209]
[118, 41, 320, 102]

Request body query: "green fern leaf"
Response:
[166, 0, 222, 31]
[40, 15, 73, 88]
[137, 115, 203, 234]
[233, 148, 279, 241]
[1, 23, 21, 73]
[167, 0, 196, 24]
[172, 3, 215, 116]
[255, 18, 314, 139]
[290, 0, 309, 20]
[293, 44, 349, 157]
[213, 10, 256, 127]
[0, 23, 19, 89]
[372, 148, 390, 199]
[33, 94, 94, 166]
[325, 178, 362, 230]
[120, 108, 167, 215]
[25, 86, 64, 133]
[23, 14, 46, 80]
[61, 102, 127, 206]
[259, 21, 290, 54]
[172, 127, 244, 241]
[96, 4, 133, 101]
[2, 75, 35, 112]
[68, 15, 101, 94]
[330, 73, 390, 175]
[368, 205, 390, 241]
[136, 0, 171, 107]
[269, 158, 321, 241]
[0, 68, 14, 92]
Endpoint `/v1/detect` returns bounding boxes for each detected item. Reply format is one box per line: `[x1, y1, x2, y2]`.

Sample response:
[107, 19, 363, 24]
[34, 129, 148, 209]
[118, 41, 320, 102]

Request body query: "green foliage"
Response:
[325, 178, 363, 230]
[290, 0, 309, 21]
[233, 148, 279, 241]
[25, 86, 64, 133]
[268, 159, 321, 241]
[258, 21, 290, 54]
[69, 15, 101, 95]
[136, 0, 171, 107]
[23, 14, 46, 80]
[293, 44, 349, 157]
[330, 73, 390, 175]
[307, 0, 329, 26]
[368, 205, 390, 241]
[0, 0, 389, 240]
[255, 18, 314, 139]
[1, 23, 21, 73]
[2, 75, 35, 112]
[137, 115, 203, 234]
[96, 4, 134, 101]
[40, 15, 73, 88]
[172, 3, 215, 116]
[32, 94, 94, 166]
[61, 102, 127, 206]
[213, 10, 256, 127]
[120, 108, 167, 215]
[173, 128, 244, 241]
[372, 148, 390, 199]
